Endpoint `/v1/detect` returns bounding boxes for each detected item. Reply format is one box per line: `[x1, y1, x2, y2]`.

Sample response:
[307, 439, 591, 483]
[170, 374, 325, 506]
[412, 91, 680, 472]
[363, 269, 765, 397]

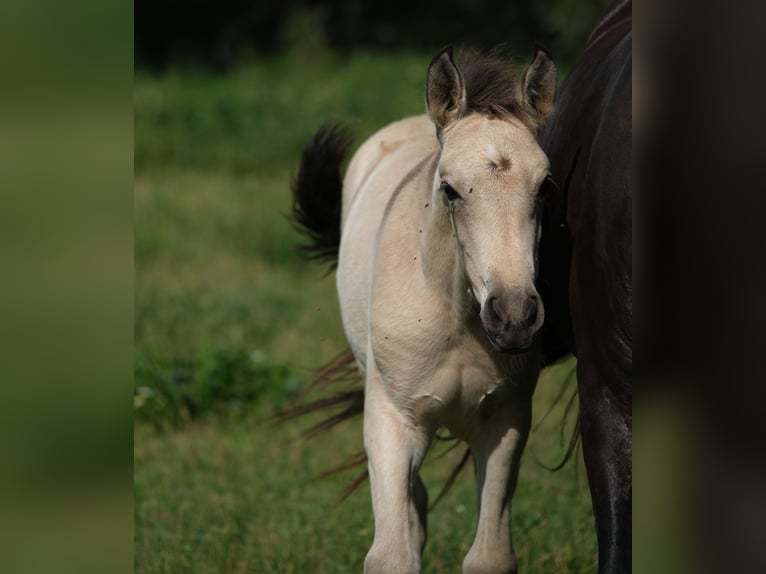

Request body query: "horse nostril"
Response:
[522, 296, 538, 328]
[490, 296, 513, 329]
[490, 297, 503, 322]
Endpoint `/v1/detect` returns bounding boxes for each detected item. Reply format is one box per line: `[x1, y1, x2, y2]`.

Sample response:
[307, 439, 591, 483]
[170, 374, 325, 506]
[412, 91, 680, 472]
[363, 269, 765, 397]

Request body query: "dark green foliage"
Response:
[135, 54, 428, 174]
[136, 0, 607, 72]
[134, 347, 301, 427]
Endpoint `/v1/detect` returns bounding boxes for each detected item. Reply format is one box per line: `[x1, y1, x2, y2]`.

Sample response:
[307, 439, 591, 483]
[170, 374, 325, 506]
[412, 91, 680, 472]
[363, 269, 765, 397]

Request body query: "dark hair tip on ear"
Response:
[532, 42, 554, 61]
[434, 45, 454, 62]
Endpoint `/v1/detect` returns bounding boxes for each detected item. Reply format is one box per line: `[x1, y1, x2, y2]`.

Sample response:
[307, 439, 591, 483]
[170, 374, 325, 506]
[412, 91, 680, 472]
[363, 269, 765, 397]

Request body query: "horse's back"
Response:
[341, 115, 436, 227]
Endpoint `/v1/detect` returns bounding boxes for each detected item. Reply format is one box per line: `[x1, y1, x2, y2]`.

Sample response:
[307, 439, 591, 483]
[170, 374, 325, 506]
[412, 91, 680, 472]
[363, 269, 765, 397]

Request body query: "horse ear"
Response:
[519, 45, 557, 125]
[426, 46, 466, 129]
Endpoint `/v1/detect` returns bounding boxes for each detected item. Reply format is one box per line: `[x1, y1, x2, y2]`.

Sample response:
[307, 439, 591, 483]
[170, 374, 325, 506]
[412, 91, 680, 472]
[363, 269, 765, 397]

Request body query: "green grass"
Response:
[135, 363, 594, 574]
[135, 52, 429, 175]
[135, 51, 596, 572]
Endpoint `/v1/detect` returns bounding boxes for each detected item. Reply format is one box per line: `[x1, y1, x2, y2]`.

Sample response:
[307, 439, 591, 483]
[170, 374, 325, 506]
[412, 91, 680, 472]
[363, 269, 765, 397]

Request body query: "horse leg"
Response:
[577, 359, 632, 574]
[463, 398, 532, 574]
[363, 374, 430, 574]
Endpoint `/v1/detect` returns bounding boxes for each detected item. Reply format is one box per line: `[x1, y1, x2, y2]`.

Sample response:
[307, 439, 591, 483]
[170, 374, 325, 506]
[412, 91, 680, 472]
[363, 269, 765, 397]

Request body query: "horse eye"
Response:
[441, 182, 461, 202]
[539, 176, 558, 199]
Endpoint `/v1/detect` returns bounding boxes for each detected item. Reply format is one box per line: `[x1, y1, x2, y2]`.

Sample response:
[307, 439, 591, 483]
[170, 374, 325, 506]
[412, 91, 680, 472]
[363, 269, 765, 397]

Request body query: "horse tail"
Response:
[274, 350, 363, 438]
[533, 359, 582, 472]
[291, 123, 353, 268]
[285, 125, 369, 502]
[271, 349, 369, 504]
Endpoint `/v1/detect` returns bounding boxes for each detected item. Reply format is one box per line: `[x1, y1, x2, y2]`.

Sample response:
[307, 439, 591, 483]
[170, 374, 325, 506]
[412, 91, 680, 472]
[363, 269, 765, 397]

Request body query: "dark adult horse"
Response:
[536, 1, 632, 573]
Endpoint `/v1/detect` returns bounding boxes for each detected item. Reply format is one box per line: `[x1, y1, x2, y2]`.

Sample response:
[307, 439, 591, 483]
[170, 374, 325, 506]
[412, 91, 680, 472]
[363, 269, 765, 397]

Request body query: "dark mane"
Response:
[457, 49, 531, 124]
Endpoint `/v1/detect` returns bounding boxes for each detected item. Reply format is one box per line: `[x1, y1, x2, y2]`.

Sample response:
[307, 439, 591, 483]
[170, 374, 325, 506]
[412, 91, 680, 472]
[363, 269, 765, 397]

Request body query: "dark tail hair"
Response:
[533, 359, 582, 472]
[287, 126, 367, 501]
[271, 350, 368, 505]
[291, 123, 352, 269]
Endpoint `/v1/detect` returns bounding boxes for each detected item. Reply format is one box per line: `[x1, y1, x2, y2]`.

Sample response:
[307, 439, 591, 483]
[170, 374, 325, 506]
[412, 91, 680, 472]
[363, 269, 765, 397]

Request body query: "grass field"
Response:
[134, 51, 595, 573]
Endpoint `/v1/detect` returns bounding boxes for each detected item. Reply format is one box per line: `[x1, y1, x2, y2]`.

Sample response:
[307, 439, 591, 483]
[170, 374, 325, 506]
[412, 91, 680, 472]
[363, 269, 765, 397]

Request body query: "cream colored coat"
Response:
[335, 47, 556, 574]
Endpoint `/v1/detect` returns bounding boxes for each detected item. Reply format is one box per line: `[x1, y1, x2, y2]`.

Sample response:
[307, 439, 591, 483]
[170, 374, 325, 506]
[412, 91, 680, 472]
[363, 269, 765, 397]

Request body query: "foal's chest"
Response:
[372, 317, 537, 440]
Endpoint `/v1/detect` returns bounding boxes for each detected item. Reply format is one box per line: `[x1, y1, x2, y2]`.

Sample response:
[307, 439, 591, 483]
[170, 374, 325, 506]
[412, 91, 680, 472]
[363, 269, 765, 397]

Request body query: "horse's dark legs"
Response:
[577, 359, 632, 574]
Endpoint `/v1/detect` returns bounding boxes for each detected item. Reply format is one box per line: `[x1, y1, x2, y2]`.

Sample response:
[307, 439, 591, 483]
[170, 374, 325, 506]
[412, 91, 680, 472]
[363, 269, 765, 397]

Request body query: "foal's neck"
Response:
[418, 179, 473, 318]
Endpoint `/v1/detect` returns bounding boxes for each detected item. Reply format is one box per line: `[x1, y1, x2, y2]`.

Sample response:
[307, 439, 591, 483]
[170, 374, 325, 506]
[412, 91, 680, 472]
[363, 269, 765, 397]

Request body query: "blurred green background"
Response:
[135, 1, 605, 572]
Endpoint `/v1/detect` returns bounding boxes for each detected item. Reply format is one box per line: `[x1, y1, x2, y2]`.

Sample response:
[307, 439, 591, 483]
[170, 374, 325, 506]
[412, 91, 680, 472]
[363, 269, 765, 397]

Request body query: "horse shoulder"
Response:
[342, 115, 435, 224]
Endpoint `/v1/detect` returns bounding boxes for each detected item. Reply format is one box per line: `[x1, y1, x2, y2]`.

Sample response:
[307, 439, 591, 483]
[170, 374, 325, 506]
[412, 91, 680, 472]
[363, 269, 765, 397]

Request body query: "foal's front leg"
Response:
[363, 373, 431, 574]
[463, 397, 532, 574]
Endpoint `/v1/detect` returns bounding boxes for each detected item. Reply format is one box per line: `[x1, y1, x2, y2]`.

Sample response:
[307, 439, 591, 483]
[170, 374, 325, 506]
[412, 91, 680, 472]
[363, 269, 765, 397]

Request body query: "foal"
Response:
[294, 46, 556, 574]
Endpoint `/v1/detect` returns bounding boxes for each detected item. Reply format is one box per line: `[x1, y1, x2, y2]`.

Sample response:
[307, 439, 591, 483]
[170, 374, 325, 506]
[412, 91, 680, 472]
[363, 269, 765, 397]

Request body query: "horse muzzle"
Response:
[479, 286, 544, 353]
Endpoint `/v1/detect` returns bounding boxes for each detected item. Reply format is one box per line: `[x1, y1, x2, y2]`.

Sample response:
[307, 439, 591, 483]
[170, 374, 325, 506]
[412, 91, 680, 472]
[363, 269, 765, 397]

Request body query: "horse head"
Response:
[426, 46, 557, 352]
